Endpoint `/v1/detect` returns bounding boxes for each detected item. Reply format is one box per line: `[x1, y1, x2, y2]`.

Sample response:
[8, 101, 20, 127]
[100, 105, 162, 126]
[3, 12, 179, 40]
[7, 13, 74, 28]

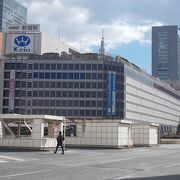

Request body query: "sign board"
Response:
[8, 70, 15, 113]
[107, 71, 116, 116]
[5, 33, 41, 55]
[6, 24, 40, 33]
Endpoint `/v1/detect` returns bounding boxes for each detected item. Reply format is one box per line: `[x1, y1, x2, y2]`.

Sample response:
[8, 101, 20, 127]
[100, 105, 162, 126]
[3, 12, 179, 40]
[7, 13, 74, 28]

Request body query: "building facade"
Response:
[2, 53, 180, 131]
[0, 0, 27, 32]
[152, 25, 179, 81]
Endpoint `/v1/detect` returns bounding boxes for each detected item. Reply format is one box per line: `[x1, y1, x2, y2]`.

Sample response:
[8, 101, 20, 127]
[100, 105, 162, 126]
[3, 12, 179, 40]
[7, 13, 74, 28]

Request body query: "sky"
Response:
[17, 0, 180, 74]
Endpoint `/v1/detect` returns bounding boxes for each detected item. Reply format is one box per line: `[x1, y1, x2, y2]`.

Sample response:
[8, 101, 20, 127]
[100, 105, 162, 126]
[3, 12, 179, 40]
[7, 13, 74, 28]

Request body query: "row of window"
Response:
[3, 99, 106, 107]
[4, 80, 124, 90]
[4, 81, 105, 89]
[5, 62, 124, 72]
[3, 108, 123, 118]
[3, 90, 105, 98]
[4, 71, 105, 80]
[33, 72, 104, 80]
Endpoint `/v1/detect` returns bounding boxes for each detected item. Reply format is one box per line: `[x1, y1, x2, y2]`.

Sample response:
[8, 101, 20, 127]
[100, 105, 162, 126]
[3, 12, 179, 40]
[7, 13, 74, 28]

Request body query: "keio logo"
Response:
[14, 36, 30, 47]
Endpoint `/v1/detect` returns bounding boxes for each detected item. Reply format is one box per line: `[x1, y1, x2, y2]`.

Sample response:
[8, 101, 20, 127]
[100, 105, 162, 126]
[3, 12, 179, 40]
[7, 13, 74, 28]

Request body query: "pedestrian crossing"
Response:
[0, 154, 35, 163]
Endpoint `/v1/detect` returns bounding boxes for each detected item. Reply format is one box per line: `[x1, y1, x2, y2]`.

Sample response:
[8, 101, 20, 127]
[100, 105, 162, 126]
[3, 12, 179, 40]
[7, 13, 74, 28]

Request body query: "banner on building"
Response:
[6, 24, 40, 33]
[8, 70, 15, 113]
[107, 71, 116, 116]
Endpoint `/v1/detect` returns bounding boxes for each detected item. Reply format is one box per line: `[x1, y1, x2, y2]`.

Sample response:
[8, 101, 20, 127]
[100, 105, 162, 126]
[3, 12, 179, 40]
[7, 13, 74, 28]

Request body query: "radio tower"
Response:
[99, 29, 105, 55]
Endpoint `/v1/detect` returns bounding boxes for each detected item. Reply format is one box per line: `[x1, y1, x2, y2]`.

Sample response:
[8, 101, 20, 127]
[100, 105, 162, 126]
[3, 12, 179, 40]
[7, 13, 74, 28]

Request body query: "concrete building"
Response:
[152, 25, 180, 81]
[0, 114, 65, 149]
[0, 0, 27, 32]
[1, 53, 180, 133]
[5, 24, 79, 55]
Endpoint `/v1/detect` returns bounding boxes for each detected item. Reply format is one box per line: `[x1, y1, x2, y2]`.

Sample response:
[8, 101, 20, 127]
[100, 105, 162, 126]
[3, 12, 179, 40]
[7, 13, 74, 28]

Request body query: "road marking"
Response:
[165, 162, 180, 168]
[0, 169, 51, 178]
[0, 160, 7, 163]
[0, 155, 24, 161]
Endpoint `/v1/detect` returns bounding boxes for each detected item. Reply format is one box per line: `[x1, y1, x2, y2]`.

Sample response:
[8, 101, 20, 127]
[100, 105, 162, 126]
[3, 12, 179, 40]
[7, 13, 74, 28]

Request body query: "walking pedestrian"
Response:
[54, 131, 65, 154]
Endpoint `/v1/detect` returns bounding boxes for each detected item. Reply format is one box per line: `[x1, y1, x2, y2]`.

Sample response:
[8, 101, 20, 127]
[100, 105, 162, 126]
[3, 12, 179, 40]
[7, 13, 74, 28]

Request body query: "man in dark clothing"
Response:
[54, 131, 65, 154]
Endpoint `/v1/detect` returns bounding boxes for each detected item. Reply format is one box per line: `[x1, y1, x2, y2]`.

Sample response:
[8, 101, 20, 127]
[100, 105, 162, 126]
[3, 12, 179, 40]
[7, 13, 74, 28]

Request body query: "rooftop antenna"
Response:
[58, 24, 61, 41]
[99, 28, 105, 55]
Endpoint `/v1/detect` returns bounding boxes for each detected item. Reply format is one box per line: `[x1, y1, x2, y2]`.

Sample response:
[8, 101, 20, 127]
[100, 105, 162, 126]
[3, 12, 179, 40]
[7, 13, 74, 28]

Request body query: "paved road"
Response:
[0, 145, 180, 180]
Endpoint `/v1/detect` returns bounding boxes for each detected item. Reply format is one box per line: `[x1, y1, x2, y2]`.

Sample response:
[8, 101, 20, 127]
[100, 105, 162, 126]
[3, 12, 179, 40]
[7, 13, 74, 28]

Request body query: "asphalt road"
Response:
[0, 144, 180, 180]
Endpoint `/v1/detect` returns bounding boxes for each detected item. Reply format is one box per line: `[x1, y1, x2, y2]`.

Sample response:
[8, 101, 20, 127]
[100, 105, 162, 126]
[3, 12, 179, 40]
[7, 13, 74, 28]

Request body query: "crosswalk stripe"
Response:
[0, 160, 7, 163]
[0, 155, 24, 161]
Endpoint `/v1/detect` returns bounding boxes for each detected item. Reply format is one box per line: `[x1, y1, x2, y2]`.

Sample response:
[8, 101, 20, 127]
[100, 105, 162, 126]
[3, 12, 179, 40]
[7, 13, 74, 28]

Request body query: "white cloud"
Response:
[18, 0, 169, 53]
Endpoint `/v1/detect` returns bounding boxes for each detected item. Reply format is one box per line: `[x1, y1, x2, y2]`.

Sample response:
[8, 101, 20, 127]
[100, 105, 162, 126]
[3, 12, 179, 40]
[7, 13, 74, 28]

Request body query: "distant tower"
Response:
[99, 29, 105, 55]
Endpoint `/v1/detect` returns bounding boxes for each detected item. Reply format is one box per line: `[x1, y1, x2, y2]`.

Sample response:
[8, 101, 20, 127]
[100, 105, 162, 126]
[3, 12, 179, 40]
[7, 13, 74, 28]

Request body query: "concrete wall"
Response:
[125, 76, 180, 127]
[41, 32, 79, 55]
[0, 118, 63, 149]
[65, 121, 132, 148]
[132, 124, 159, 146]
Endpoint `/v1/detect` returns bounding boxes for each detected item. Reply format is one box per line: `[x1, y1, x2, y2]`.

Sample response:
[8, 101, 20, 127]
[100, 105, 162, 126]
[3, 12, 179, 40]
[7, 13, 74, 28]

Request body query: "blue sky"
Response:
[18, 0, 180, 74]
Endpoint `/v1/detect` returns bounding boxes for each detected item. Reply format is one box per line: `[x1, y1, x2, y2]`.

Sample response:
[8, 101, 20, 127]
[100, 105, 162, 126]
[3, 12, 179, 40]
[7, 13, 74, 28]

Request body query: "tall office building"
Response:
[152, 25, 179, 81]
[0, 0, 27, 32]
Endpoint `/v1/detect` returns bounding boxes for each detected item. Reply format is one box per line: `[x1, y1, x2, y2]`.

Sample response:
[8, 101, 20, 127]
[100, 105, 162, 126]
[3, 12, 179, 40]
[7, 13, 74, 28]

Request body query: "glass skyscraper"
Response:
[0, 0, 27, 32]
[152, 25, 179, 81]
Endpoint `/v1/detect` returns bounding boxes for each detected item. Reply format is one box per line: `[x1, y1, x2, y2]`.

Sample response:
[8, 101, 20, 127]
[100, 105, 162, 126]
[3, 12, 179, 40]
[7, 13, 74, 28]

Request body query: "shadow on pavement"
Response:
[122, 174, 180, 180]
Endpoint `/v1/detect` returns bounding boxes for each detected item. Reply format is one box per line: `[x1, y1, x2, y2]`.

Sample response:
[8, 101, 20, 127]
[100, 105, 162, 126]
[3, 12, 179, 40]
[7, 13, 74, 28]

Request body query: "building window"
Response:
[62, 91, 67, 97]
[57, 73, 61, 79]
[62, 82, 67, 88]
[92, 82, 97, 88]
[38, 100, 43, 106]
[44, 100, 49, 107]
[80, 82, 85, 88]
[39, 91, 44, 97]
[51, 64, 56, 70]
[4, 72, 10, 79]
[45, 91, 50, 97]
[80, 100, 84, 107]
[75, 64, 79, 70]
[45, 64, 50, 70]
[86, 73, 91, 79]
[51, 82, 56, 88]
[39, 72, 44, 79]
[27, 82, 32, 88]
[32, 99, 37, 106]
[28, 64, 33, 70]
[40, 64, 44, 70]
[98, 64, 103, 70]
[27, 91, 32, 97]
[63, 64, 68, 70]
[33, 91, 38, 97]
[4, 81, 9, 88]
[45, 72, 50, 79]
[50, 91, 55, 97]
[51, 72, 56, 79]
[92, 64, 97, 70]
[74, 82, 79, 88]
[45, 82, 50, 88]
[69, 64, 74, 70]
[5, 63, 11, 70]
[22, 72, 27, 79]
[15, 72, 21, 79]
[57, 64, 62, 70]
[33, 81, 38, 88]
[3, 99, 9, 106]
[80, 91, 85, 98]
[34, 63, 39, 70]
[86, 64, 91, 70]
[28, 73, 32, 79]
[50, 100, 55, 106]
[80, 64, 85, 70]
[74, 91, 79, 98]
[22, 63, 27, 70]
[27, 100, 32, 106]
